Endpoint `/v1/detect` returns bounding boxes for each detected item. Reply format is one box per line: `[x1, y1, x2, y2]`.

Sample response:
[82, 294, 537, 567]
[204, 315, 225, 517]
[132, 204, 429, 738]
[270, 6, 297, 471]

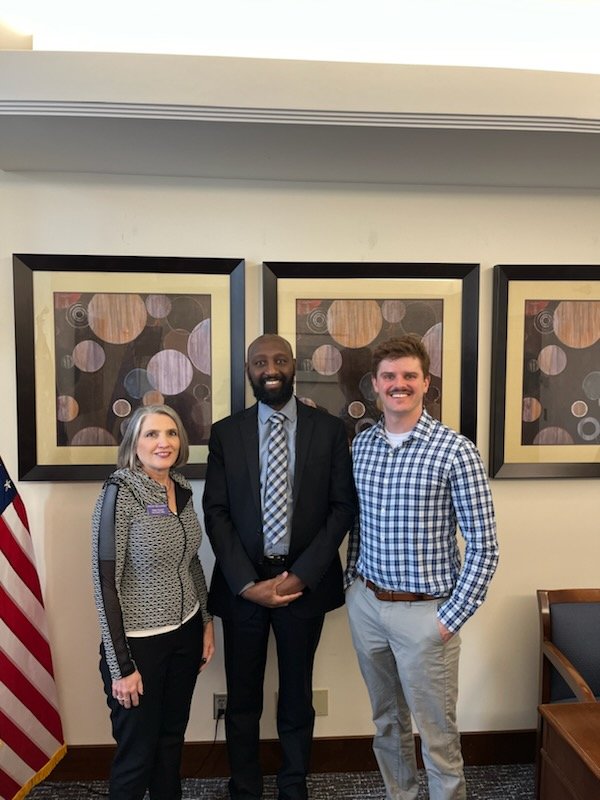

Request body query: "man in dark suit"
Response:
[203, 334, 356, 800]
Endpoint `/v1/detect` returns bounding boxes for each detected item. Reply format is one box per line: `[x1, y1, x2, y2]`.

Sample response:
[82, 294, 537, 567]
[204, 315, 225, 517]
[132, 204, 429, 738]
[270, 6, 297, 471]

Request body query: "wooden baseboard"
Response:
[51, 730, 536, 781]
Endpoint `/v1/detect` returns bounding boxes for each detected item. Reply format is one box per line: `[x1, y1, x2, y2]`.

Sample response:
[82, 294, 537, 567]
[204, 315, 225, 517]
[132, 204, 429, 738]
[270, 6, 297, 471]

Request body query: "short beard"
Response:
[248, 372, 295, 407]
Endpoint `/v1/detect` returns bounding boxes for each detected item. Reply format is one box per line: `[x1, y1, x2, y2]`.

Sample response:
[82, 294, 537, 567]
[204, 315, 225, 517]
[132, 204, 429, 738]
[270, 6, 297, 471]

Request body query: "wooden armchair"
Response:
[536, 588, 600, 798]
[538, 588, 600, 705]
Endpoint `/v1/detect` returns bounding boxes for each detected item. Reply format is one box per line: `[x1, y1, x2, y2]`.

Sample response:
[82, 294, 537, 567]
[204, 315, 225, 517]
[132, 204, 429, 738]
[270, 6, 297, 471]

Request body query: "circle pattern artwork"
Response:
[147, 349, 194, 396]
[146, 294, 172, 319]
[554, 301, 600, 349]
[537, 345, 567, 376]
[193, 383, 211, 401]
[582, 371, 600, 401]
[348, 401, 366, 419]
[88, 293, 147, 344]
[66, 303, 89, 328]
[57, 395, 79, 423]
[312, 345, 343, 376]
[72, 340, 106, 373]
[355, 418, 375, 434]
[112, 399, 132, 418]
[533, 310, 554, 335]
[54, 291, 212, 449]
[306, 307, 329, 334]
[327, 300, 383, 348]
[533, 427, 574, 445]
[71, 427, 117, 446]
[577, 417, 600, 441]
[295, 297, 443, 442]
[188, 319, 211, 374]
[381, 300, 406, 324]
[167, 296, 208, 331]
[359, 373, 377, 403]
[422, 323, 442, 378]
[124, 369, 153, 400]
[143, 390, 165, 406]
[521, 298, 600, 445]
[522, 397, 542, 423]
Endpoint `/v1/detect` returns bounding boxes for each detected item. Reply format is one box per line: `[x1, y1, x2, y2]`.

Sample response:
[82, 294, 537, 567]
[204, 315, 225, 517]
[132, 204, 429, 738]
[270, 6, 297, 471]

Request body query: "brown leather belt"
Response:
[360, 576, 437, 602]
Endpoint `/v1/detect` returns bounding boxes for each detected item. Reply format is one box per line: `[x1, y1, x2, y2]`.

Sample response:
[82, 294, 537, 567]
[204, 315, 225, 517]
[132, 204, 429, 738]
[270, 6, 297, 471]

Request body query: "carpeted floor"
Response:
[27, 764, 535, 799]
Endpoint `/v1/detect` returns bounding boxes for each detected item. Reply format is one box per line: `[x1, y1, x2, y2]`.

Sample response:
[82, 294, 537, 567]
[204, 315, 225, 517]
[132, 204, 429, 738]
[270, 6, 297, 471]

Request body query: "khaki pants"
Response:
[346, 578, 465, 800]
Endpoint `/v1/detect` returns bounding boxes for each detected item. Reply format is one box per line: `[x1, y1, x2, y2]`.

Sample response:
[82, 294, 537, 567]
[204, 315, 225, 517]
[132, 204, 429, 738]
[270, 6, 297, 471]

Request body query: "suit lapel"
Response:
[239, 406, 261, 515]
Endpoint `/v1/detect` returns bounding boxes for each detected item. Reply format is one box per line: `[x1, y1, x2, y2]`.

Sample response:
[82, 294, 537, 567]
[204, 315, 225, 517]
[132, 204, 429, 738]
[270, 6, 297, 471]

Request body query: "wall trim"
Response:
[51, 731, 536, 781]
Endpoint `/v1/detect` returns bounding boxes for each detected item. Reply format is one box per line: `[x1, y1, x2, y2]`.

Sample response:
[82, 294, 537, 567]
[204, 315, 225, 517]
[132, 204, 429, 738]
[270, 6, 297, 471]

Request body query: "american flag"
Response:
[0, 459, 66, 800]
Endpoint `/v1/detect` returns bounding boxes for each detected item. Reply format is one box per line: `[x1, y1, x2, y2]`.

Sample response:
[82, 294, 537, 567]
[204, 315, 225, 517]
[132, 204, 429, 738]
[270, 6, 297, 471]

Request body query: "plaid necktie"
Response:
[263, 411, 288, 550]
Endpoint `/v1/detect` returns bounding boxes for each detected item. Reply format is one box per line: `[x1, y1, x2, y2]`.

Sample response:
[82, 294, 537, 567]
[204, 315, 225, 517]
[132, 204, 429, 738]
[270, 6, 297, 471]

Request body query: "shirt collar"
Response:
[374, 408, 433, 442]
[411, 408, 434, 440]
[258, 395, 297, 425]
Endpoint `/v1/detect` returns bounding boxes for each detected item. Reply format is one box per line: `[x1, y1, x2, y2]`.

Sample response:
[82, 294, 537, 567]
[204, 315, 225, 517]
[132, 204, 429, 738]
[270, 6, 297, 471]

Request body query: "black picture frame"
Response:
[13, 253, 245, 481]
[490, 263, 600, 478]
[263, 261, 480, 443]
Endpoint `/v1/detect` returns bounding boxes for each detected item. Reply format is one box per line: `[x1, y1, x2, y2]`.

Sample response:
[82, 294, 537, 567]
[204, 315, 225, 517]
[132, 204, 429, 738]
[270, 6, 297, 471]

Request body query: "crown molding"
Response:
[2, 99, 600, 134]
[3, 53, 600, 186]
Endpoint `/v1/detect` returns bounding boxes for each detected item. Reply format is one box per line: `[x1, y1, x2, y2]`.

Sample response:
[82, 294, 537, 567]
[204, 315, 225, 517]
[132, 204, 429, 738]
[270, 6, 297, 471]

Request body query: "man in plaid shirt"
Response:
[345, 334, 498, 800]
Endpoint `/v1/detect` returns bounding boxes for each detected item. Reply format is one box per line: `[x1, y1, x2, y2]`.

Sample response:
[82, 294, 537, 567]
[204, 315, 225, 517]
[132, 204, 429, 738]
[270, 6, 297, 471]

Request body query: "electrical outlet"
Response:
[213, 693, 227, 719]
[313, 689, 328, 716]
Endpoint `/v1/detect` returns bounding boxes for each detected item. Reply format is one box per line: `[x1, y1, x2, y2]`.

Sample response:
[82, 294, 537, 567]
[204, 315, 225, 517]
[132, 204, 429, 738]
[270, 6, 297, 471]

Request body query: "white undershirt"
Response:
[385, 429, 412, 448]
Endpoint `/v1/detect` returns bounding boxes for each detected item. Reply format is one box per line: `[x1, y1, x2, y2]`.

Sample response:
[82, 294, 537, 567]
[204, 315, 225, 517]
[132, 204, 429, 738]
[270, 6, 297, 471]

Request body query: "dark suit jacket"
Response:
[203, 399, 357, 620]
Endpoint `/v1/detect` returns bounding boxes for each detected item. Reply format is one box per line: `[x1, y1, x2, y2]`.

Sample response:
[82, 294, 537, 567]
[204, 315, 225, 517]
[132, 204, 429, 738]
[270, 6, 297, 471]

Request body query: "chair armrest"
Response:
[542, 641, 597, 702]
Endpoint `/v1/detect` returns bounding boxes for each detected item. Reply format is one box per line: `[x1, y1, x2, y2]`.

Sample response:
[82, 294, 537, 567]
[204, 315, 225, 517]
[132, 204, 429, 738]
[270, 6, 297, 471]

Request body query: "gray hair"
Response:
[117, 404, 189, 471]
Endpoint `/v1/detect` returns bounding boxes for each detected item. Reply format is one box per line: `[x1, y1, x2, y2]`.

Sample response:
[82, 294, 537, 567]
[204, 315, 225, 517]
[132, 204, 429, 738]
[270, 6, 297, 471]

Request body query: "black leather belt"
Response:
[360, 575, 436, 602]
[263, 555, 288, 565]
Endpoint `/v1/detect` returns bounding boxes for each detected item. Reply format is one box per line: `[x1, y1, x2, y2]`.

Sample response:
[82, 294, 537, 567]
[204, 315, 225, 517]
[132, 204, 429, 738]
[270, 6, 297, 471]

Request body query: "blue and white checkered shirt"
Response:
[345, 410, 498, 632]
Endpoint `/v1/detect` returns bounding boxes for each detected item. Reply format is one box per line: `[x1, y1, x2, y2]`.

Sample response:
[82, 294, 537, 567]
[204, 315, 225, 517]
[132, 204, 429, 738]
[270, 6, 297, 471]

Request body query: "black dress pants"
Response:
[222, 604, 324, 800]
[100, 610, 204, 800]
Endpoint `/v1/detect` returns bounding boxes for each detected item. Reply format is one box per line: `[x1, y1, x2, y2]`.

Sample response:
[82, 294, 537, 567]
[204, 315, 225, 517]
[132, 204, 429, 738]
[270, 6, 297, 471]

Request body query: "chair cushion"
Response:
[550, 602, 600, 701]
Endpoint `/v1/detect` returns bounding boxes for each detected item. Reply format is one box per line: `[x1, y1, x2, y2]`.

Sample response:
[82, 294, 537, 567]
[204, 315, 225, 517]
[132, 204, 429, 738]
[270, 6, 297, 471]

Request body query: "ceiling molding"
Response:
[2, 53, 600, 186]
[2, 100, 600, 134]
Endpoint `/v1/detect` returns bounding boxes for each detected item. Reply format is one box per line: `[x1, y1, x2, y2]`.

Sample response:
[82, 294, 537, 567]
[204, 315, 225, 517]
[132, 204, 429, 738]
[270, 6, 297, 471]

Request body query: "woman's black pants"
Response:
[100, 610, 203, 800]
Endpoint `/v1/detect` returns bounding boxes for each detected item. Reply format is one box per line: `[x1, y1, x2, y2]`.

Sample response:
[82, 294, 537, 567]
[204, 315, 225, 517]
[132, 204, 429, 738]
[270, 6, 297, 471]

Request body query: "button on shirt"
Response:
[345, 410, 498, 632]
[258, 397, 297, 556]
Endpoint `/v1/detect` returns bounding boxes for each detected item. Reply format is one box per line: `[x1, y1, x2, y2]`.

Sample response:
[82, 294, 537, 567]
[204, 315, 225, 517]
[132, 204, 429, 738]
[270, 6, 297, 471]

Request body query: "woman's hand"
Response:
[200, 620, 215, 672]
[112, 670, 144, 709]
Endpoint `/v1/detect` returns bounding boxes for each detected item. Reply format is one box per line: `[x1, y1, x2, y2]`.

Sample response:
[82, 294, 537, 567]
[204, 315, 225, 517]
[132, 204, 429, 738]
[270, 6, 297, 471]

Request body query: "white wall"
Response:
[1, 169, 599, 745]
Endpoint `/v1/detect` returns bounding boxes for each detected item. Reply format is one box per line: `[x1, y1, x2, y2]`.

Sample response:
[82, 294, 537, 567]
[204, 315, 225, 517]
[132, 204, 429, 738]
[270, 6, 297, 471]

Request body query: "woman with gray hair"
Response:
[92, 404, 214, 800]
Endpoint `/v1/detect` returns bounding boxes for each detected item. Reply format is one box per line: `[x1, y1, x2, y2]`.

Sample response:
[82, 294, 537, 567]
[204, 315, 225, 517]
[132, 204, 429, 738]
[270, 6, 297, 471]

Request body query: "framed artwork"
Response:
[490, 264, 600, 478]
[263, 261, 480, 443]
[13, 254, 245, 481]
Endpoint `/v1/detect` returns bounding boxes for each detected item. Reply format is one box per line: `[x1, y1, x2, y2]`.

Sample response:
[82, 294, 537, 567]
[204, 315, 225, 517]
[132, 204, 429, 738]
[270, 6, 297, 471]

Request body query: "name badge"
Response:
[147, 503, 170, 516]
